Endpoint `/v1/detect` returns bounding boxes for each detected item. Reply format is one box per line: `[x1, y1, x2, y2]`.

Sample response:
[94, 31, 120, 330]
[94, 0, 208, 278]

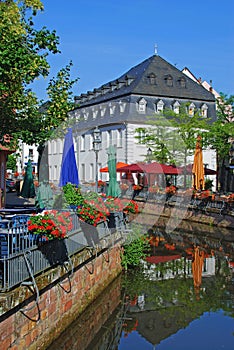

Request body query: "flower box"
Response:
[108, 211, 124, 230]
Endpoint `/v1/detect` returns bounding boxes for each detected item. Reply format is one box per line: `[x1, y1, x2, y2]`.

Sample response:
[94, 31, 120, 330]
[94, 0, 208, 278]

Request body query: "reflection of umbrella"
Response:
[192, 246, 204, 289]
[192, 136, 205, 190]
[100, 162, 128, 172]
[107, 145, 121, 197]
[36, 181, 54, 210]
[59, 128, 79, 187]
[20, 159, 36, 198]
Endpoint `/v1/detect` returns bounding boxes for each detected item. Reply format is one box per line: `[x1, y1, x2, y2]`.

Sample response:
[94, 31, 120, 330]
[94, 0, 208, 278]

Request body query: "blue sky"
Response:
[32, 0, 234, 100]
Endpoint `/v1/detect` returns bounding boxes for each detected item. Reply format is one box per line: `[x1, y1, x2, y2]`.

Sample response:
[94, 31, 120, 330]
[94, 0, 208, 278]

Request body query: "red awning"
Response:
[116, 163, 147, 173]
[179, 164, 216, 175]
[100, 162, 128, 172]
[116, 162, 181, 175]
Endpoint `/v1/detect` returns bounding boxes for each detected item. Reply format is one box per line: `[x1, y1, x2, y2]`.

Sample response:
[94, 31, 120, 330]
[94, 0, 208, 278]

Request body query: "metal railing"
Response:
[0, 212, 120, 291]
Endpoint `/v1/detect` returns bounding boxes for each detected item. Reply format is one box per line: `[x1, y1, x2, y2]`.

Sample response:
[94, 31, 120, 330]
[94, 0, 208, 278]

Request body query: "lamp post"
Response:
[93, 126, 101, 193]
[147, 148, 152, 163]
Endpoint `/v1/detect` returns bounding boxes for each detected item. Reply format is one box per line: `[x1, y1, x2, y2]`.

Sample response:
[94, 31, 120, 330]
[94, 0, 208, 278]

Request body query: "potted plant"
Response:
[77, 201, 108, 226]
[105, 197, 125, 229]
[62, 183, 84, 208]
[28, 210, 73, 241]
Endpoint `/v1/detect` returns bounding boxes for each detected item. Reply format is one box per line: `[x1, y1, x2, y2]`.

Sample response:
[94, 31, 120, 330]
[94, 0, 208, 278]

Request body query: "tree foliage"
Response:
[205, 94, 234, 162]
[0, 0, 78, 149]
[136, 103, 210, 166]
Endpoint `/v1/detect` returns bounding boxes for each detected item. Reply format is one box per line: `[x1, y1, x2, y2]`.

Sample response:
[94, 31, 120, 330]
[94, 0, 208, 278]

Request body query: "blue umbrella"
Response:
[59, 128, 79, 187]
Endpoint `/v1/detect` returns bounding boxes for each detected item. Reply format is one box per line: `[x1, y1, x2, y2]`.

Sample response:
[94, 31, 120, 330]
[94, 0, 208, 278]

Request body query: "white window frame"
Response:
[137, 98, 147, 114]
[156, 100, 164, 114]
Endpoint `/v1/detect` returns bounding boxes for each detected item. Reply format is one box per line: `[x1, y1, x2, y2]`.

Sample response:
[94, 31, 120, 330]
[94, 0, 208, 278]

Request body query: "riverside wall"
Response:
[0, 238, 122, 350]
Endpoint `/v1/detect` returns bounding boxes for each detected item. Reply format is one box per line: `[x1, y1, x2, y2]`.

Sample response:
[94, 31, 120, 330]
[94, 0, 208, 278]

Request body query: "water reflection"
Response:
[48, 224, 234, 350]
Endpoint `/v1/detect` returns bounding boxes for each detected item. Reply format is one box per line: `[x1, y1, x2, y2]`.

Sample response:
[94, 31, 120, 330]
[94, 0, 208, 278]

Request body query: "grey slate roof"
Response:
[74, 55, 215, 108]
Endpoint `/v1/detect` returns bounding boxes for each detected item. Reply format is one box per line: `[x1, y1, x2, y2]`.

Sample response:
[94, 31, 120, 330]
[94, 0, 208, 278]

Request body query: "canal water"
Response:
[47, 224, 234, 350]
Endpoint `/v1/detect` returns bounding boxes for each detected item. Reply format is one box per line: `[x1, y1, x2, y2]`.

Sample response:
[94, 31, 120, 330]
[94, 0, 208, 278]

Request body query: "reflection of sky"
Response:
[119, 310, 233, 350]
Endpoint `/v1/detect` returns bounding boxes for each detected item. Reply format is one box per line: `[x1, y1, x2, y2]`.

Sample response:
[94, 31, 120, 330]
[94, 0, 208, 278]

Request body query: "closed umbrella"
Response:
[59, 128, 79, 187]
[36, 181, 54, 210]
[192, 135, 205, 190]
[107, 145, 121, 197]
[20, 159, 36, 198]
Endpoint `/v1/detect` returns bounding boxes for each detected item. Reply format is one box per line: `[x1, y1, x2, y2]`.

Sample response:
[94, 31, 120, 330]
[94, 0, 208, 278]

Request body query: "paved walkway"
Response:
[5, 191, 35, 207]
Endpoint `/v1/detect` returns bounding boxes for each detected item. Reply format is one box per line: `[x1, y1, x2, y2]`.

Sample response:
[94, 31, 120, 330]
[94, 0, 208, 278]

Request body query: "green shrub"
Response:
[62, 183, 84, 206]
[121, 232, 150, 271]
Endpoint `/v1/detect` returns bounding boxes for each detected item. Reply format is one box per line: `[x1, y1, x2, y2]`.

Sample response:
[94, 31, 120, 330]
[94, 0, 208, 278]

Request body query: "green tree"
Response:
[0, 0, 79, 179]
[205, 93, 234, 191]
[137, 104, 210, 165]
[136, 104, 210, 186]
[0, 1, 78, 147]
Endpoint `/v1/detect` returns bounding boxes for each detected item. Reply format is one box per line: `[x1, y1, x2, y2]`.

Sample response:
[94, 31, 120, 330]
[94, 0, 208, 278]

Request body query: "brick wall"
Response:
[0, 243, 122, 350]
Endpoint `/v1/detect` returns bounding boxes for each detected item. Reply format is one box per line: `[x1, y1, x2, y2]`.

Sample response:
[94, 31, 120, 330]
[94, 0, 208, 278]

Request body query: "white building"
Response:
[47, 54, 217, 186]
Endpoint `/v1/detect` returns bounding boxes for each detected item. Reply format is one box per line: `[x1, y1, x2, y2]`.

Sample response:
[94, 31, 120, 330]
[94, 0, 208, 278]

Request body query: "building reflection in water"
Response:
[47, 225, 234, 350]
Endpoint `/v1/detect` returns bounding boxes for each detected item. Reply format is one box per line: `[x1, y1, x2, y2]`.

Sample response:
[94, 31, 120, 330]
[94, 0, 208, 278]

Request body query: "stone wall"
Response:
[0, 242, 122, 350]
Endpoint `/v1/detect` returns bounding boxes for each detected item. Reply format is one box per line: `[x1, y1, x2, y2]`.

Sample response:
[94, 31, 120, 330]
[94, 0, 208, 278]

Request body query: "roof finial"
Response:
[154, 43, 158, 55]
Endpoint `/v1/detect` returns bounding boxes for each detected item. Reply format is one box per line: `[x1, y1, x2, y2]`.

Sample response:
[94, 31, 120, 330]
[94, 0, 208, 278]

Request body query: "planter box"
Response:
[108, 211, 125, 231]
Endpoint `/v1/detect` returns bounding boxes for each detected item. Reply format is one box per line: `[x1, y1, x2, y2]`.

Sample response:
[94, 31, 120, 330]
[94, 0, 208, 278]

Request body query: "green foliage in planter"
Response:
[121, 231, 150, 271]
[205, 178, 213, 190]
[62, 183, 84, 206]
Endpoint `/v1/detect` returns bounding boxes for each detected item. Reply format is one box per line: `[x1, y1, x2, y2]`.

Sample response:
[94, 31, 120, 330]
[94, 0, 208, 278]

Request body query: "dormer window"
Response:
[83, 108, 89, 120]
[125, 75, 134, 86]
[116, 80, 125, 89]
[173, 101, 180, 114]
[188, 103, 195, 116]
[100, 104, 106, 117]
[101, 86, 109, 95]
[109, 102, 116, 115]
[119, 100, 127, 113]
[156, 99, 164, 114]
[165, 75, 173, 87]
[147, 73, 157, 85]
[137, 98, 147, 113]
[109, 82, 117, 92]
[92, 107, 98, 119]
[178, 77, 186, 88]
[200, 103, 208, 117]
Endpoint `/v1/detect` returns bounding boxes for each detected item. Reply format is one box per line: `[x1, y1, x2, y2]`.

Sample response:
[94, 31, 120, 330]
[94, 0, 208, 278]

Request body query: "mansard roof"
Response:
[74, 55, 215, 108]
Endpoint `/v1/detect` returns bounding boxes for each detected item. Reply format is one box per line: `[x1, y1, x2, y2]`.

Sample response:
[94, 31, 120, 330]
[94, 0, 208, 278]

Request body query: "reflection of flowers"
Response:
[105, 197, 124, 212]
[149, 185, 159, 193]
[165, 185, 176, 194]
[122, 200, 139, 214]
[28, 210, 72, 240]
[133, 184, 143, 191]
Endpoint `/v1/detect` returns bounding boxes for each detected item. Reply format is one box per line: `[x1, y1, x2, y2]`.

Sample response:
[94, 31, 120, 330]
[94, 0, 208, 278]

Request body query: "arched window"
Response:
[200, 103, 208, 117]
[173, 101, 180, 114]
[156, 100, 164, 114]
[137, 98, 147, 113]
[188, 103, 195, 116]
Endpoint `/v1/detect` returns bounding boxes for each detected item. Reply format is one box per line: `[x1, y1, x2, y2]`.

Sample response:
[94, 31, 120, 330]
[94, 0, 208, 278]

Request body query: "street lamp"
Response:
[93, 126, 101, 192]
[147, 148, 152, 163]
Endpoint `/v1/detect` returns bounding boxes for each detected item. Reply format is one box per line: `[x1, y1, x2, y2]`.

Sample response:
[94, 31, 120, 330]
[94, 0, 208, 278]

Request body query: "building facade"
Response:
[47, 54, 217, 186]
